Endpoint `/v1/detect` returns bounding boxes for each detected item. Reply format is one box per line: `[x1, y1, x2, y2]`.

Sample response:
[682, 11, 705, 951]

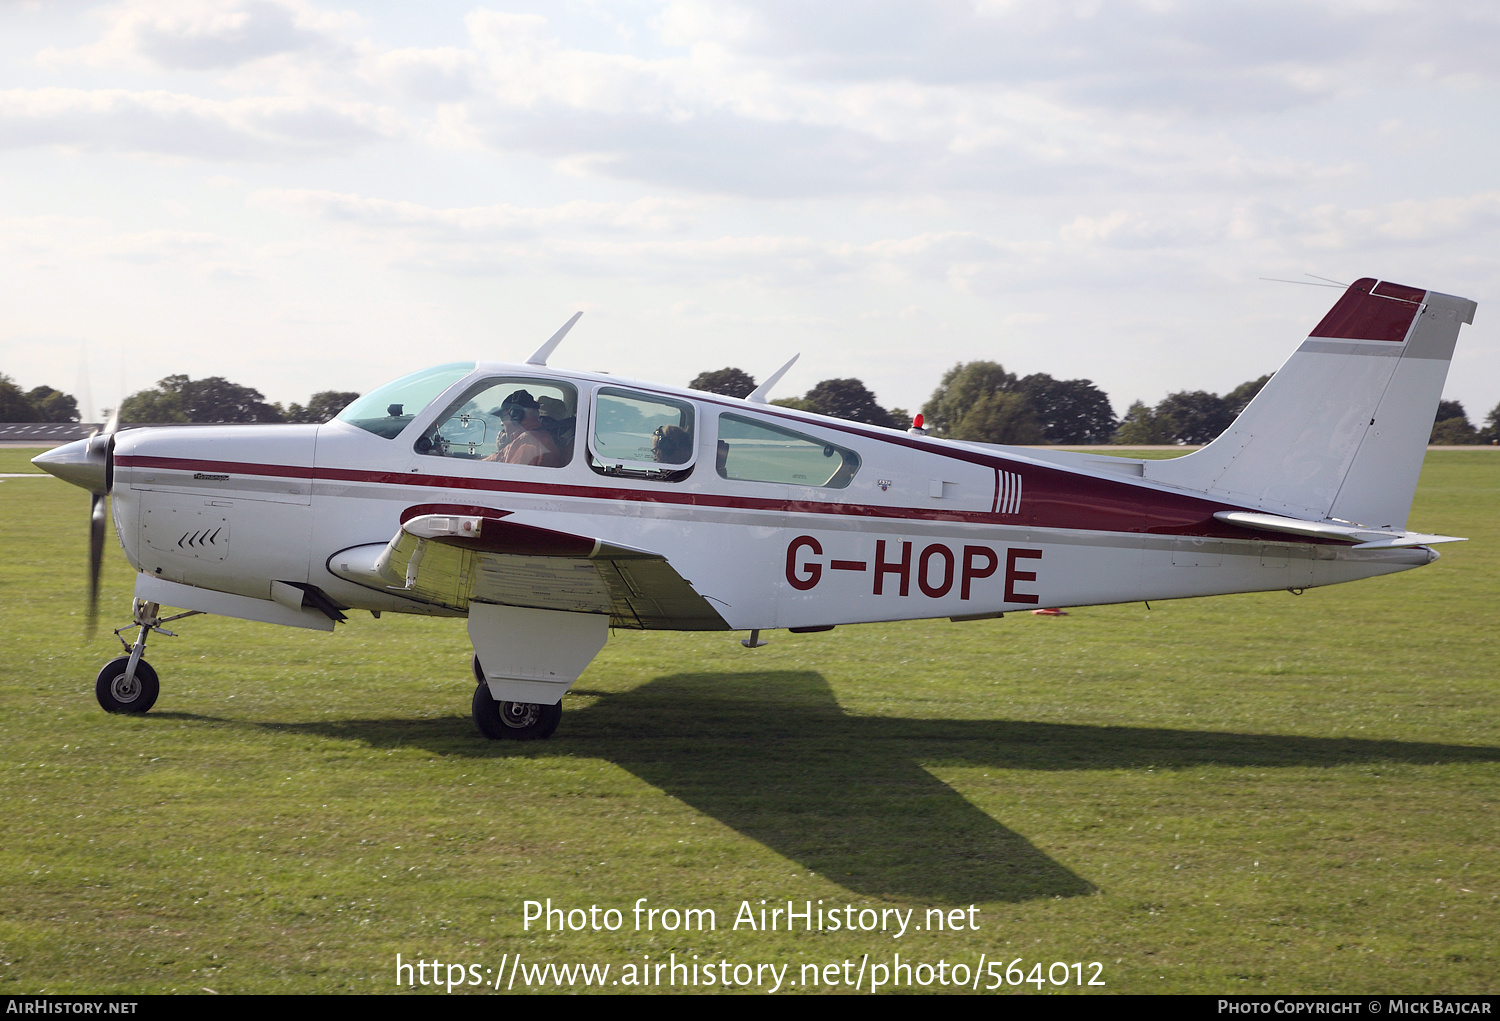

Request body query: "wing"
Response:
[329, 507, 730, 631]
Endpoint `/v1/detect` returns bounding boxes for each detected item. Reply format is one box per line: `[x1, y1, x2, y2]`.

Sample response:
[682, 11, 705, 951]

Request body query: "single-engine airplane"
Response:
[35, 277, 1475, 740]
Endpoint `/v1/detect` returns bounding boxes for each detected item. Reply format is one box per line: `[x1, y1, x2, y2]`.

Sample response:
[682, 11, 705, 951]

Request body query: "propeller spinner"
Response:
[32, 409, 118, 633]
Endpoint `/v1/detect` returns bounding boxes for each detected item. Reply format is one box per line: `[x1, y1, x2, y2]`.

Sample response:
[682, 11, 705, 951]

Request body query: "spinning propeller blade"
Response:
[33, 410, 119, 636]
[88, 491, 105, 635]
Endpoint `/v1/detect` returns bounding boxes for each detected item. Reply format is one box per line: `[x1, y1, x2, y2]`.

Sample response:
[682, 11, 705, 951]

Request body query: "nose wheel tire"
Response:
[95, 656, 160, 714]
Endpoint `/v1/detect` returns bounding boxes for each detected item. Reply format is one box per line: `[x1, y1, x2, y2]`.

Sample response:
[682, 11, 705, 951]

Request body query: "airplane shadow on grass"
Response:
[179, 669, 1500, 907]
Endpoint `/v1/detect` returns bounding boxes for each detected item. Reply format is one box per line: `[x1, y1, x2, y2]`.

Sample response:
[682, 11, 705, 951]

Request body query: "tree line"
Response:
[0, 372, 359, 426]
[115, 375, 360, 425]
[7, 366, 1499, 445]
[0, 374, 80, 423]
[693, 365, 1500, 445]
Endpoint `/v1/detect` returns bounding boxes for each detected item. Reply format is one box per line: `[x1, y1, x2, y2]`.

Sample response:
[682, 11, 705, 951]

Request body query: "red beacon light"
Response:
[908, 413, 927, 436]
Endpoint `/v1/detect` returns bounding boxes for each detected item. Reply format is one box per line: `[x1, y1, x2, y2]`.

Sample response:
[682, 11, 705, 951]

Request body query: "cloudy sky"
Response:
[3, 0, 1498, 426]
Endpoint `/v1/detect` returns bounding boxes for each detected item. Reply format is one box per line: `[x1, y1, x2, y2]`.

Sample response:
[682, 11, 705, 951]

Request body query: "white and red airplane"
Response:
[35, 277, 1474, 739]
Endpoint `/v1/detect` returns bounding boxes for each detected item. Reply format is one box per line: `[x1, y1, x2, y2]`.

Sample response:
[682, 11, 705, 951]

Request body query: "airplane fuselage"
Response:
[106, 363, 1432, 637]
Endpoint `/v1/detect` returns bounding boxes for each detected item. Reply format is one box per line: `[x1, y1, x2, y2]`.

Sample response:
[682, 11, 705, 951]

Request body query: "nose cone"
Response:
[32, 437, 108, 493]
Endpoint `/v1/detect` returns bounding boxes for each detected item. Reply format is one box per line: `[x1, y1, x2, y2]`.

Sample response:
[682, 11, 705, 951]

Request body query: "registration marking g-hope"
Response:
[786, 535, 1042, 603]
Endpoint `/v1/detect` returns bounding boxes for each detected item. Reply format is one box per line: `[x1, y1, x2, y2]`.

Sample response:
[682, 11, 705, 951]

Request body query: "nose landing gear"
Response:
[96, 599, 201, 714]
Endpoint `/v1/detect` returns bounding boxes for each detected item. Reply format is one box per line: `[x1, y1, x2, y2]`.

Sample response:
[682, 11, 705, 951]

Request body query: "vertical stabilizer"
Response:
[1144, 278, 1476, 529]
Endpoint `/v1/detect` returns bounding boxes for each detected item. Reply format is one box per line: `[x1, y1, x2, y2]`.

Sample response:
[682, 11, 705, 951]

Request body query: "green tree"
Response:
[921, 361, 1018, 437]
[25, 386, 80, 422]
[281, 391, 361, 424]
[1480, 402, 1500, 443]
[950, 391, 1043, 444]
[1430, 418, 1478, 444]
[1430, 401, 1478, 444]
[1434, 400, 1466, 423]
[0, 374, 35, 421]
[1224, 373, 1272, 415]
[689, 368, 757, 399]
[118, 377, 190, 422]
[120, 375, 283, 424]
[1156, 390, 1233, 445]
[1114, 400, 1176, 444]
[803, 378, 896, 428]
[1014, 373, 1116, 444]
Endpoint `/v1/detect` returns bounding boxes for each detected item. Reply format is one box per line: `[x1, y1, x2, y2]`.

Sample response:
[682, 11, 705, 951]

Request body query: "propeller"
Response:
[85, 409, 118, 633]
[32, 407, 118, 635]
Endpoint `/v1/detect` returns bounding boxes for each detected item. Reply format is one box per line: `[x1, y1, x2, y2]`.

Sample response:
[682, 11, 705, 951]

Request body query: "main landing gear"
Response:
[470, 655, 562, 741]
[96, 599, 200, 714]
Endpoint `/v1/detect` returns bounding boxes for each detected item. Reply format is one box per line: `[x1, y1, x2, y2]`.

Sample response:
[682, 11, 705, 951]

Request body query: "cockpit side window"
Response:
[716, 414, 860, 488]
[416, 378, 578, 467]
[588, 388, 696, 481]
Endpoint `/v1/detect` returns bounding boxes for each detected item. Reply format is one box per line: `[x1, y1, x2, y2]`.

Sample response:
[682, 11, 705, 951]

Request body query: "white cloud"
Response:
[94, 228, 225, 262]
[717, 0, 1500, 108]
[423, 6, 1410, 199]
[0, 87, 403, 159]
[3, 3, 1497, 418]
[38, 0, 358, 71]
[1296, 192, 1500, 249]
[251, 188, 706, 237]
[249, 187, 1038, 287]
[358, 46, 478, 103]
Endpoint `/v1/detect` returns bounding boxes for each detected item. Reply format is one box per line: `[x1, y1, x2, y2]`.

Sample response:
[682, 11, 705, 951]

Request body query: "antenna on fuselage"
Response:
[746, 353, 799, 404]
[526, 311, 584, 366]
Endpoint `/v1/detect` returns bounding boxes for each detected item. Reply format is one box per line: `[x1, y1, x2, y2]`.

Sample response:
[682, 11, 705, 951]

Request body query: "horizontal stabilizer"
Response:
[1214, 510, 1465, 549]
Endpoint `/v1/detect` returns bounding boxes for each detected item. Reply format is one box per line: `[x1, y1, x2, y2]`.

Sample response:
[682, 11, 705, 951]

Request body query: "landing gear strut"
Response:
[470, 655, 562, 741]
[96, 599, 200, 714]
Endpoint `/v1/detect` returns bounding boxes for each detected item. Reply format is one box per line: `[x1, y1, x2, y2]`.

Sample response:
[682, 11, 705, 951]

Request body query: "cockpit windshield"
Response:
[334, 363, 475, 439]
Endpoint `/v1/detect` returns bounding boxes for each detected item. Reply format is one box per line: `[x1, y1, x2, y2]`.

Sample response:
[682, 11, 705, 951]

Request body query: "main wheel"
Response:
[95, 656, 160, 714]
[471, 682, 561, 741]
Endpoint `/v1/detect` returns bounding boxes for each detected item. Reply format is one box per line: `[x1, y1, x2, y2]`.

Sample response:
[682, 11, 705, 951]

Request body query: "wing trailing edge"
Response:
[329, 510, 730, 631]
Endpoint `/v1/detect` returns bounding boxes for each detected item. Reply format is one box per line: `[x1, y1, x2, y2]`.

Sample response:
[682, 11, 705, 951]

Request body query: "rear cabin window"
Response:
[588, 388, 696, 481]
[716, 414, 860, 488]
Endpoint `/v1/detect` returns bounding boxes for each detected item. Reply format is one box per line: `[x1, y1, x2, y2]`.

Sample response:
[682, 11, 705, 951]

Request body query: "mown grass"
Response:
[0, 448, 1495, 994]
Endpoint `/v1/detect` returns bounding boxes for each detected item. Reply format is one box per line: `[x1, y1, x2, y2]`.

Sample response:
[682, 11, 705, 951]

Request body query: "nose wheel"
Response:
[96, 656, 160, 713]
[470, 655, 562, 740]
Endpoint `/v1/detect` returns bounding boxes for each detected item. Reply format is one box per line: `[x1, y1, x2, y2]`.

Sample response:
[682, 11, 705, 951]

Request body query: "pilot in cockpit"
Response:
[484, 390, 562, 467]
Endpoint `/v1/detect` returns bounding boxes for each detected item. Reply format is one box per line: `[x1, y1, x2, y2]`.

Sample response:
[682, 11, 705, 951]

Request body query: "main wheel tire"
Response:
[471, 682, 561, 741]
[95, 657, 160, 714]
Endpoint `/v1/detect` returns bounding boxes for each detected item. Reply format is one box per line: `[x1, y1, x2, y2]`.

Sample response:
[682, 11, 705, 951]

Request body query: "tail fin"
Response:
[1145, 278, 1476, 529]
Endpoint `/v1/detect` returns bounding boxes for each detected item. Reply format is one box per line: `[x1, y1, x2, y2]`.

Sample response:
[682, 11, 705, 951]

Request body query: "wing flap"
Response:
[331, 511, 729, 630]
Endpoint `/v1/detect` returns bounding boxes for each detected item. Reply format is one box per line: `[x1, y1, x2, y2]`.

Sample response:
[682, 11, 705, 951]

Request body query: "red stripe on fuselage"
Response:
[115, 453, 1335, 545]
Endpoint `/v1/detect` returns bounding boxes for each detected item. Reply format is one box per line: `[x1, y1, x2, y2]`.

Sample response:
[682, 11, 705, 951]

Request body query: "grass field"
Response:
[1, 447, 1496, 995]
